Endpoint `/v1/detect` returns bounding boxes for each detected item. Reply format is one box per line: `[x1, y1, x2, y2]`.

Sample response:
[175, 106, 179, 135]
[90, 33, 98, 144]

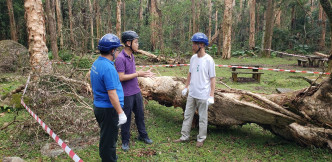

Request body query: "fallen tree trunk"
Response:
[314, 51, 329, 58]
[138, 76, 332, 149]
[136, 49, 184, 64]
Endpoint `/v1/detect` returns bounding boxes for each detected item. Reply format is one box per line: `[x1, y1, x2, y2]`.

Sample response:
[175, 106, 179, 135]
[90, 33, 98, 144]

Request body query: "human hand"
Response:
[207, 96, 214, 106]
[182, 88, 188, 96]
[137, 69, 155, 77]
[118, 112, 127, 126]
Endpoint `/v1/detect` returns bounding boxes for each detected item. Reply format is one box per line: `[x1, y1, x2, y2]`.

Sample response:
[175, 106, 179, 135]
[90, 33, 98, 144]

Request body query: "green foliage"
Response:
[207, 44, 218, 57]
[10, 93, 31, 110]
[59, 50, 74, 62]
[0, 104, 12, 113]
[72, 56, 93, 69]
[231, 50, 256, 57]
[48, 51, 53, 60]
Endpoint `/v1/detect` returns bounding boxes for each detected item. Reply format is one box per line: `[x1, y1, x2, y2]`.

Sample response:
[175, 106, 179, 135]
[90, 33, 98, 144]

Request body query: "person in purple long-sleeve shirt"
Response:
[114, 31, 155, 151]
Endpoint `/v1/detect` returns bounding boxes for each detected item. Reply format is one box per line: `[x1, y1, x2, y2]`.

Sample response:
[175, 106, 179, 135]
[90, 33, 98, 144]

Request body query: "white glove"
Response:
[181, 88, 188, 96]
[207, 96, 214, 106]
[118, 112, 127, 126]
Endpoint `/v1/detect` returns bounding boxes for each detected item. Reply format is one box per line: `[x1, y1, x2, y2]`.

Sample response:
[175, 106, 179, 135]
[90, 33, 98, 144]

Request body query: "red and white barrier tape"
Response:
[135, 64, 330, 75]
[21, 75, 83, 162]
[216, 65, 331, 75]
[136, 64, 190, 68]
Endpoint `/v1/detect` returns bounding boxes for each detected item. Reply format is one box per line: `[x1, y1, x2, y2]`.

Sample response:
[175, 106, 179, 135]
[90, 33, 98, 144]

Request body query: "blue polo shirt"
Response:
[90, 56, 124, 108]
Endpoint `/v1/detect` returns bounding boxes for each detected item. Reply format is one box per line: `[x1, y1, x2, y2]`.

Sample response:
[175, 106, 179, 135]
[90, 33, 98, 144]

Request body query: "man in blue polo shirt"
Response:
[115, 31, 155, 151]
[90, 33, 127, 162]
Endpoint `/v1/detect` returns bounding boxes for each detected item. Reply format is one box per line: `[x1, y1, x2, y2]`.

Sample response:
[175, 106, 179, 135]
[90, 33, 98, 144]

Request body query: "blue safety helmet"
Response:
[98, 34, 122, 53]
[191, 32, 209, 46]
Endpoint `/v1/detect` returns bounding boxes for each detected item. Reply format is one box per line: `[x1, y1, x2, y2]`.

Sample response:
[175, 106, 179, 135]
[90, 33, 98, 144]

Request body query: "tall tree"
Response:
[67, 0, 75, 46]
[122, 1, 126, 31]
[262, 0, 274, 57]
[116, 0, 121, 37]
[195, 0, 200, 32]
[55, 0, 63, 49]
[214, 10, 218, 36]
[319, 4, 326, 49]
[24, 0, 52, 74]
[238, 0, 243, 21]
[319, 0, 332, 73]
[45, 0, 59, 60]
[249, 0, 256, 49]
[208, 0, 212, 42]
[191, 0, 197, 33]
[138, 0, 144, 33]
[6, 0, 17, 41]
[106, 2, 112, 33]
[88, 0, 94, 50]
[149, 0, 163, 51]
[274, 4, 281, 28]
[222, 0, 233, 59]
[95, 0, 100, 40]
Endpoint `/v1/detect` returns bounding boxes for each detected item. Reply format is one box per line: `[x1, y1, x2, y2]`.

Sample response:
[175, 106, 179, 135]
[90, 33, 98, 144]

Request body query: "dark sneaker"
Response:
[122, 143, 129, 151]
[138, 136, 153, 144]
[196, 141, 204, 147]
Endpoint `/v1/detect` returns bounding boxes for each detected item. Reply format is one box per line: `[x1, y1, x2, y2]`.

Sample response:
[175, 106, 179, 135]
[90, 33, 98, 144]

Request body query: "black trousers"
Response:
[121, 92, 148, 144]
[94, 106, 119, 162]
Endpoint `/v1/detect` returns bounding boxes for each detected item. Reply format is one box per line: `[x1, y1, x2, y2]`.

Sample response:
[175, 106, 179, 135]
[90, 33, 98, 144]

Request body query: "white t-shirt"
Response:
[188, 53, 216, 100]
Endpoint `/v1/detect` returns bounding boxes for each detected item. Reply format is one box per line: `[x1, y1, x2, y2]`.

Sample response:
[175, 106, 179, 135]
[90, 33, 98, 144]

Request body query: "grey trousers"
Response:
[180, 95, 208, 142]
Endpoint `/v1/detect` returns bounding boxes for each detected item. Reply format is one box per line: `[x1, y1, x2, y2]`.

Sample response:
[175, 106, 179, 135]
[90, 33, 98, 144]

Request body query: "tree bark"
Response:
[67, 0, 75, 47]
[249, 0, 256, 49]
[195, 0, 200, 32]
[116, 0, 121, 38]
[191, 0, 197, 34]
[45, 0, 59, 60]
[88, 0, 94, 50]
[222, 0, 233, 59]
[262, 0, 274, 57]
[150, 0, 157, 51]
[318, 0, 332, 74]
[137, 76, 332, 149]
[214, 10, 218, 37]
[189, 19, 192, 39]
[138, 0, 143, 32]
[24, 0, 52, 75]
[6, 0, 18, 41]
[122, 1, 126, 31]
[208, 0, 212, 43]
[55, 0, 63, 49]
[238, 0, 243, 21]
[106, 2, 112, 33]
[275, 6, 281, 28]
[149, 0, 163, 51]
[319, 4, 326, 49]
[95, 0, 100, 40]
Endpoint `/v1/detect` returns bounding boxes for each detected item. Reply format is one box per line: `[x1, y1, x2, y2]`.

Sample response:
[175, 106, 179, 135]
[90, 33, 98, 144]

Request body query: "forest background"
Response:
[1, 0, 331, 59]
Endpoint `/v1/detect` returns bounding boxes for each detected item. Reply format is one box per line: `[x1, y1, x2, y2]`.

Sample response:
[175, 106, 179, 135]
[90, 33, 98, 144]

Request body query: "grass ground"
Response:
[1, 56, 331, 161]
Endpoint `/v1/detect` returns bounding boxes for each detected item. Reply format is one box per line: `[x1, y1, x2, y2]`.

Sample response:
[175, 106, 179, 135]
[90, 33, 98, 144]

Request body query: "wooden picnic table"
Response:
[297, 55, 327, 67]
[230, 65, 264, 83]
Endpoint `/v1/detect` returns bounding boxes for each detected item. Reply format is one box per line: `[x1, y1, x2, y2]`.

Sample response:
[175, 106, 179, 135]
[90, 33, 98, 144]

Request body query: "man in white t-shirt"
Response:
[174, 32, 216, 147]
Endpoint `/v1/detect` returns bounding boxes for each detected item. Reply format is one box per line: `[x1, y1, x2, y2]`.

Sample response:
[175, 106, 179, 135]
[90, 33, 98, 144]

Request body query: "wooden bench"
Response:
[297, 59, 308, 67]
[318, 58, 328, 67]
[231, 71, 264, 82]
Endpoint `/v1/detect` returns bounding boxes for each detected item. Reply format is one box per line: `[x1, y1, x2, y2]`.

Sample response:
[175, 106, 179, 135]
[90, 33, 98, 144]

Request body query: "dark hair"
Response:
[100, 48, 115, 55]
